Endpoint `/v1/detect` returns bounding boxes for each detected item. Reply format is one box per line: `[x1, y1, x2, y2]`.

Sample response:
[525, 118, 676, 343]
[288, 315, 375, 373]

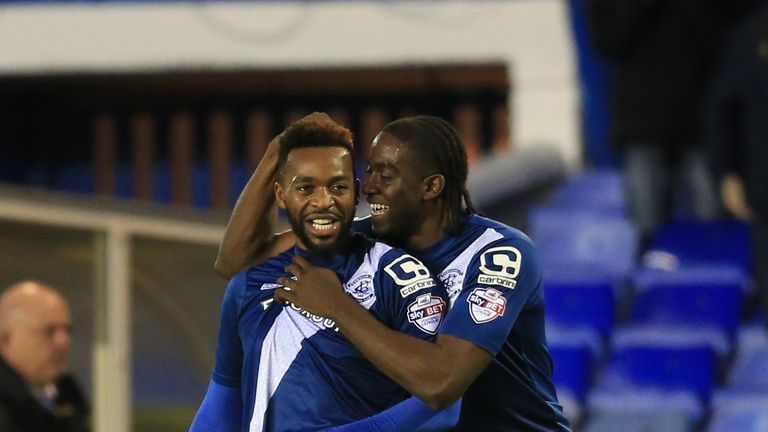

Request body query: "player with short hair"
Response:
[217, 114, 571, 431]
[190, 117, 454, 432]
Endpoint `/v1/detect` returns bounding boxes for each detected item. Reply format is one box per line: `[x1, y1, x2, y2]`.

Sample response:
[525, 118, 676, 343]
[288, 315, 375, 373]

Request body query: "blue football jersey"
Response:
[212, 233, 448, 432]
[354, 214, 571, 431]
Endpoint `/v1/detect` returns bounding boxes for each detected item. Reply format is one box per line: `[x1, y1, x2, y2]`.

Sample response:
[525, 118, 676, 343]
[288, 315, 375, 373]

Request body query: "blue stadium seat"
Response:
[115, 164, 134, 199]
[54, 164, 94, 194]
[598, 332, 717, 400]
[154, 164, 172, 204]
[725, 346, 768, 393]
[544, 279, 615, 340]
[192, 164, 210, 209]
[632, 266, 745, 341]
[548, 169, 627, 216]
[709, 392, 768, 432]
[549, 341, 595, 401]
[530, 207, 638, 281]
[707, 411, 768, 432]
[582, 410, 693, 432]
[585, 389, 702, 432]
[644, 220, 752, 275]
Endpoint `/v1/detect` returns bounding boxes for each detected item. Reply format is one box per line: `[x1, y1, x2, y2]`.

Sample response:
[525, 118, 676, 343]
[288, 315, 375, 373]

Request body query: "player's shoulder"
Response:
[460, 215, 541, 291]
[464, 214, 536, 252]
[372, 241, 437, 298]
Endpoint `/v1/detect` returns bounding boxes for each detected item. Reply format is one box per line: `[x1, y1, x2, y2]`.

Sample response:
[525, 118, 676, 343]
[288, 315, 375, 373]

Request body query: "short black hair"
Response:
[381, 115, 476, 235]
[277, 118, 355, 182]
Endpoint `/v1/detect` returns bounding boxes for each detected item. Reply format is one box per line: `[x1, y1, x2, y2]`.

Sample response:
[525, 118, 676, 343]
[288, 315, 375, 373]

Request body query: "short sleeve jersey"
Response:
[212, 233, 448, 432]
[354, 214, 571, 431]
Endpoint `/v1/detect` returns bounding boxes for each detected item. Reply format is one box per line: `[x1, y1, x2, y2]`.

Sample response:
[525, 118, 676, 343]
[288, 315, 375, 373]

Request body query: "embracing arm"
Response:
[276, 257, 492, 410]
[327, 396, 461, 432]
[333, 301, 491, 410]
[275, 276, 489, 410]
[214, 134, 280, 279]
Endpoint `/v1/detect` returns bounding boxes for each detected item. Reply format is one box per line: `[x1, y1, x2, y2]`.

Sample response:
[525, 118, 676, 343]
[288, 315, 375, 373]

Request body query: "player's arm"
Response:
[326, 301, 490, 410]
[189, 381, 242, 432]
[275, 257, 490, 410]
[327, 396, 461, 432]
[190, 274, 247, 430]
[277, 240, 538, 410]
[214, 113, 330, 279]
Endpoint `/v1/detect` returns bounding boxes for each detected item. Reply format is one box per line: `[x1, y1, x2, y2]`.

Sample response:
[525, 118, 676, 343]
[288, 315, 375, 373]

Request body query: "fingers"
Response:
[286, 256, 312, 277]
[273, 288, 295, 304]
[284, 263, 300, 277]
[277, 276, 298, 290]
[303, 112, 332, 123]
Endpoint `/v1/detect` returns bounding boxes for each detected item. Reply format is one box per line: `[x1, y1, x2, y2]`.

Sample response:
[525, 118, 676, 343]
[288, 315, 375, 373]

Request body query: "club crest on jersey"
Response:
[384, 255, 436, 298]
[477, 246, 521, 289]
[438, 268, 464, 301]
[345, 274, 376, 308]
[467, 287, 507, 324]
[407, 294, 446, 335]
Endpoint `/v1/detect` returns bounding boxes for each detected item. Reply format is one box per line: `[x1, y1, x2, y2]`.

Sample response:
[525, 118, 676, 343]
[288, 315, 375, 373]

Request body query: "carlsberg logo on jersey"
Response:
[407, 294, 446, 334]
[467, 287, 507, 324]
[384, 255, 436, 298]
[478, 246, 522, 289]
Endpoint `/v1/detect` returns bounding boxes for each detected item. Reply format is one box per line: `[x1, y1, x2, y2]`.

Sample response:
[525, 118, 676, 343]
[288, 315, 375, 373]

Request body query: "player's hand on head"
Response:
[267, 112, 336, 157]
[302, 112, 333, 124]
[275, 255, 353, 320]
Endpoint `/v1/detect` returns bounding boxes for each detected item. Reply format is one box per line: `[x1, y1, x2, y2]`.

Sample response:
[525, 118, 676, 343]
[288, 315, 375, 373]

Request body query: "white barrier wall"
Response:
[0, 0, 580, 166]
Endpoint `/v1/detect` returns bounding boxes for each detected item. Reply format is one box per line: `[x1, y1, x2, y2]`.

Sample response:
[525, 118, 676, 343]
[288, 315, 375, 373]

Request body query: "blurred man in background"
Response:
[706, 1, 768, 325]
[0, 280, 89, 432]
[587, 0, 731, 245]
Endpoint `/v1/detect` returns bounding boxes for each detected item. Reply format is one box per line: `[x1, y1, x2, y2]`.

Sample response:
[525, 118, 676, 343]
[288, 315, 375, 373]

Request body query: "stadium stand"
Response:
[531, 169, 767, 431]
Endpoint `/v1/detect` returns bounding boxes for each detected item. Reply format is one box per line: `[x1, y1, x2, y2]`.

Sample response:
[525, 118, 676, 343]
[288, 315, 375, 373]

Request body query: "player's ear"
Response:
[422, 174, 445, 201]
[275, 181, 287, 209]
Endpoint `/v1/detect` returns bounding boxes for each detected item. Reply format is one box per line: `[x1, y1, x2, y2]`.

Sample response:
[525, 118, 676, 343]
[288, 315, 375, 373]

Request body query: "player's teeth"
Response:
[311, 219, 334, 230]
[370, 204, 389, 214]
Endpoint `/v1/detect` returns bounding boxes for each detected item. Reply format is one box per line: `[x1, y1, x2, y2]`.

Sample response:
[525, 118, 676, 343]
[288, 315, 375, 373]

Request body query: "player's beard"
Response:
[287, 210, 353, 259]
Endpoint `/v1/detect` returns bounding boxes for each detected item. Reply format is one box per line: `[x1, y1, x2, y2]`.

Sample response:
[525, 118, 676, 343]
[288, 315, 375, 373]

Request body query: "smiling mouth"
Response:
[305, 217, 341, 237]
[370, 203, 390, 216]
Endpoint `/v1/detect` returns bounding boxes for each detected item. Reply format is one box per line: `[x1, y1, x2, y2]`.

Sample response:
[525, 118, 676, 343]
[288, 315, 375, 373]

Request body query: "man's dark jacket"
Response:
[0, 357, 89, 432]
[588, 0, 733, 148]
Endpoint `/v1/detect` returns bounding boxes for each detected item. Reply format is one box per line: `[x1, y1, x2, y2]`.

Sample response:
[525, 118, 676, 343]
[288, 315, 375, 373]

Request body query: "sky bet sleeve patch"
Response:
[407, 294, 447, 334]
[467, 287, 507, 324]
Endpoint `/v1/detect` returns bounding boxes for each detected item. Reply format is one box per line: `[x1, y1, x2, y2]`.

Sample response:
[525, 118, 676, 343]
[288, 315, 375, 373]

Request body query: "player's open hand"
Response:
[274, 255, 353, 320]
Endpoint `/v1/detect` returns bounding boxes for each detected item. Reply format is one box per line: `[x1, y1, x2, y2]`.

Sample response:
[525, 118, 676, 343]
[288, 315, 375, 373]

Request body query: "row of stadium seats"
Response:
[532, 170, 766, 432]
[26, 163, 255, 209]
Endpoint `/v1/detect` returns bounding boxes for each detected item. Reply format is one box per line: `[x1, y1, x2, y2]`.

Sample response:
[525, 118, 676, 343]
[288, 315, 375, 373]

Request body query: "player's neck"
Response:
[296, 238, 351, 265]
[406, 207, 446, 250]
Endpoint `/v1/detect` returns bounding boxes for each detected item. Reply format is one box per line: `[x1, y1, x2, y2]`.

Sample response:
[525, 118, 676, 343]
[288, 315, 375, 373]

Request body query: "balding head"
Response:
[0, 281, 72, 387]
